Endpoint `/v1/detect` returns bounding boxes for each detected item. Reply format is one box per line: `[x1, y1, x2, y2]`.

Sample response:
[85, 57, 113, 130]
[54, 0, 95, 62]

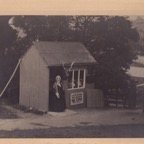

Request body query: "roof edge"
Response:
[47, 62, 97, 67]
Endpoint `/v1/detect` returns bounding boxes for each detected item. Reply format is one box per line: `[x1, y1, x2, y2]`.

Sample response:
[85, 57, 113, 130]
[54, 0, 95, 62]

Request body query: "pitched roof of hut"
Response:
[33, 41, 97, 66]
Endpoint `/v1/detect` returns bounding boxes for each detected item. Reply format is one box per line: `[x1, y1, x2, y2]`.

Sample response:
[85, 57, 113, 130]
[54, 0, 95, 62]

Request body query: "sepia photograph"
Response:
[0, 15, 143, 139]
[0, 1, 144, 144]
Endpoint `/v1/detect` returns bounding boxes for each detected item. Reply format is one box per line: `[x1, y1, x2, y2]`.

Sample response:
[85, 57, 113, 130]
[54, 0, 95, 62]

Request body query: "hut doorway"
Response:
[49, 67, 66, 112]
[49, 66, 65, 91]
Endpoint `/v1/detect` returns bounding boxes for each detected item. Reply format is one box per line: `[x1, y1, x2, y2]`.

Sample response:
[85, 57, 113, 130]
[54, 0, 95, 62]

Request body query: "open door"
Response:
[49, 66, 66, 111]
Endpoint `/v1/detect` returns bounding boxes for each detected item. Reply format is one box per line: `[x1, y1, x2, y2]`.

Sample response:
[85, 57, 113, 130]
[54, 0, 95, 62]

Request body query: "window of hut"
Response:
[67, 69, 86, 90]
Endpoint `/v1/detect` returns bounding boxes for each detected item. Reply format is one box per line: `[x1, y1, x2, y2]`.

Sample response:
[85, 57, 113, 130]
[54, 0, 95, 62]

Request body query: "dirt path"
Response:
[1, 124, 144, 138]
[0, 105, 144, 131]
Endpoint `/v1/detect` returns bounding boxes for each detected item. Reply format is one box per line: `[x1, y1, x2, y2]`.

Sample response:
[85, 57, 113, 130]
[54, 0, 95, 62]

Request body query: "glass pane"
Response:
[74, 70, 78, 88]
[67, 71, 73, 89]
[79, 70, 84, 87]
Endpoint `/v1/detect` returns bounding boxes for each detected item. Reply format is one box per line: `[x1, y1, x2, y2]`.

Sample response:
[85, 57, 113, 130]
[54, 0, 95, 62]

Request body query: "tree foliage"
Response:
[0, 16, 17, 54]
[89, 16, 139, 89]
[0, 16, 140, 95]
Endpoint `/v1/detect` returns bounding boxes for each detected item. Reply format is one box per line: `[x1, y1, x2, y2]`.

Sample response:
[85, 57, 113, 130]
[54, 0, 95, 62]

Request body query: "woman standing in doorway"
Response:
[49, 75, 66, 112]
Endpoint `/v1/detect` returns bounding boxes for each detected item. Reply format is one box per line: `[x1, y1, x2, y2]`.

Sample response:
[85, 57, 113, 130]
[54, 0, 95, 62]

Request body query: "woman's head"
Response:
[56, 75, 61, 82]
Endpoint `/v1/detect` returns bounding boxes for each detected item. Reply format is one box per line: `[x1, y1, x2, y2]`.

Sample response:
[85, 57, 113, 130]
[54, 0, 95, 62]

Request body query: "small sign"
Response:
[70, 92, 84, 105]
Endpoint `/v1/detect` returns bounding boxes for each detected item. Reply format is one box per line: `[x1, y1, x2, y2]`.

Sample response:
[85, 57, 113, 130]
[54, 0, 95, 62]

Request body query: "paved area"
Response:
[0, 105, 144, 131]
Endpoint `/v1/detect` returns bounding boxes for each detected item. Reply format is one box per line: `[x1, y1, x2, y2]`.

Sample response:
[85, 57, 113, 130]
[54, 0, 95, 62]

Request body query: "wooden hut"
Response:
[19, 41, 97, 112]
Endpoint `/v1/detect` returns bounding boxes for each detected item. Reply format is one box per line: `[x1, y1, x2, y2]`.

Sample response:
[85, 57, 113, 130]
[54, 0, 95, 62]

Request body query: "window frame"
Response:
[67, 69, 86, 90]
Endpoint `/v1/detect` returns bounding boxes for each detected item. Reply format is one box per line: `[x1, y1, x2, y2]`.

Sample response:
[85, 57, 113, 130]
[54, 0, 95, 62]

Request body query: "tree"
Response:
[0, 16, 17, 54]
[12, 16, 139, 91]
[0, 16, 18, 98]
[91, 16, 139, 90]
[11, 16, 72, 57]
[63, 16, 139, 90]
